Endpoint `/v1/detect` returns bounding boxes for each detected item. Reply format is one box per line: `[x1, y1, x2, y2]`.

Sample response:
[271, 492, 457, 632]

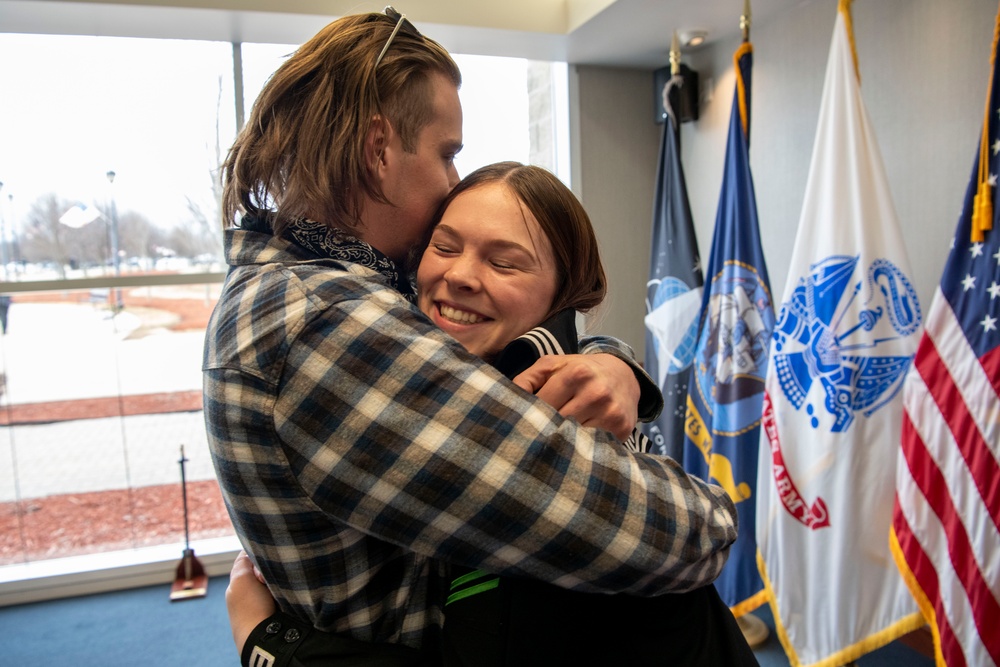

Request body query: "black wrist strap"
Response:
[241, 612, 310, 667]
[241, 611, 433, 667]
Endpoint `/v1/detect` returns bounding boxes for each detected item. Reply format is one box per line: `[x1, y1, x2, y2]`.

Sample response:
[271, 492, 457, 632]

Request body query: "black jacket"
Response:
[441, 310, 758, 667]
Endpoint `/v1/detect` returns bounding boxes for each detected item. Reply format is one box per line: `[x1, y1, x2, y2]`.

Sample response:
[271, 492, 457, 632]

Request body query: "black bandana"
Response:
[258, 216, 415, 302]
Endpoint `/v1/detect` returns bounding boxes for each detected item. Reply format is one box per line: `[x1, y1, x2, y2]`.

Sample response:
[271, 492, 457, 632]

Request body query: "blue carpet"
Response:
[0, 576, 238, 666]
[0, 576, 934, 666]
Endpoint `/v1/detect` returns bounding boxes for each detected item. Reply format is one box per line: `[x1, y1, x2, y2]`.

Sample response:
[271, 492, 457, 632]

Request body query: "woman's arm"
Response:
[227, 552, 427, 667]
[226, 551, 276, 655]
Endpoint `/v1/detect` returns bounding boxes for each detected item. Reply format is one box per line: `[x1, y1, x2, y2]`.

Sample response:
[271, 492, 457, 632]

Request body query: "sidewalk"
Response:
[0, 299, 215, 503]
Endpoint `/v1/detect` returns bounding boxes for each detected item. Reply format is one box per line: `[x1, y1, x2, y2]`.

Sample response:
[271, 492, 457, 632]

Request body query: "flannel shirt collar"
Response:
[242, 214, 416, 301]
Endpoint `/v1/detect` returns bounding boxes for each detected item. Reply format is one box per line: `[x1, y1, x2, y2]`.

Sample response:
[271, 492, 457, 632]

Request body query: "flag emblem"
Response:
[691, 261, 773, 434]
[645, 275, 702, 379]
[772, 254, 922, 433]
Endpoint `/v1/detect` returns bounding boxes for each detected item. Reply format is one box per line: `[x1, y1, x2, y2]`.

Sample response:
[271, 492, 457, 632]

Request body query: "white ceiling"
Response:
[0, 0, 803, 68]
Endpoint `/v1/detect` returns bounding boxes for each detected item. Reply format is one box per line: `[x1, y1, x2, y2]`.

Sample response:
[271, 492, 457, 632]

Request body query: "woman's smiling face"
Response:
[416, 181, 560, 360]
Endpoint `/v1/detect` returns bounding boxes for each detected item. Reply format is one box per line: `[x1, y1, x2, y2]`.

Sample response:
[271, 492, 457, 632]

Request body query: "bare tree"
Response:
[181, 73, 226, 260]
[75, 215, 111, 271]
[117, 210, 157, 263]
[22, 193, 77, 278]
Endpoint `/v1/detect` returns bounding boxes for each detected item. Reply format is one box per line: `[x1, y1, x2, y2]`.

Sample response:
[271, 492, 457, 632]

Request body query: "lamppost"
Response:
[106, 170, 123, 311]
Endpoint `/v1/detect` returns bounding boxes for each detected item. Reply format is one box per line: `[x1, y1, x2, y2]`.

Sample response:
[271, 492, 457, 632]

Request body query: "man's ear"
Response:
[364, 115, 391, 177]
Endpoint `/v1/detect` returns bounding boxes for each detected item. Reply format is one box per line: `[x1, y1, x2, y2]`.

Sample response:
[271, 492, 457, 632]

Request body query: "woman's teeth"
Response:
[440, 304, 485, 324]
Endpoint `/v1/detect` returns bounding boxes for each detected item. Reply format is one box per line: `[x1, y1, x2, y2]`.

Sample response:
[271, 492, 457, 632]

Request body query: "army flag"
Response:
[891, 4, 1000, 665]
[643, 74, 704, 461]
[681, 42, 772, 616]
[756, 3, 924, 665]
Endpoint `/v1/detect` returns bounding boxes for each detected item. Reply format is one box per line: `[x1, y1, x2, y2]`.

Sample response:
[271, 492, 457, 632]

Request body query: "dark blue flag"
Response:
[642, 77, 704, 461]
[682, 43, 772, 616]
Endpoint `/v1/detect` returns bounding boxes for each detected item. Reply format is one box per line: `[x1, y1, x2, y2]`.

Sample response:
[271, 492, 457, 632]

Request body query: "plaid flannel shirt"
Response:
[204, 223, 737, 650]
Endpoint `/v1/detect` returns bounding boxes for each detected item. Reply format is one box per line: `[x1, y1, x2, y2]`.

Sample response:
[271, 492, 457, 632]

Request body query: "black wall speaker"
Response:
[653, 63, 699, 125]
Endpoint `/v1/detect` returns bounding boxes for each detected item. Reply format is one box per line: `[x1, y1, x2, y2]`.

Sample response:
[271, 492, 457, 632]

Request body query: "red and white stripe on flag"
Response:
[892, 292, 1000, 667]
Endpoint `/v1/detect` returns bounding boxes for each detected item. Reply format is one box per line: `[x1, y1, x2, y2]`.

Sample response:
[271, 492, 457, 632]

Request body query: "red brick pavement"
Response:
[0, 390, 204, 425]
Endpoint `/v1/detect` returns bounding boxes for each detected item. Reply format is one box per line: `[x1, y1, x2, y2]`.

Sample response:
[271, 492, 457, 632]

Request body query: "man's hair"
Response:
[221, 11, 461, 234]
[434, 162, 608, 317]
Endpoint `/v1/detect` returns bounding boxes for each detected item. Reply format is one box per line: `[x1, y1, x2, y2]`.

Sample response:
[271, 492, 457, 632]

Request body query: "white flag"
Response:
[756, 6, 925, 666]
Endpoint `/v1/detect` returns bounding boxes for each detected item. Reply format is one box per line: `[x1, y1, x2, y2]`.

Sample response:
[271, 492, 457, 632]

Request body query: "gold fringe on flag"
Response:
[972, 2, 1000, 243]
[838, 0, 861, 85]
[735, 42, 753, 137]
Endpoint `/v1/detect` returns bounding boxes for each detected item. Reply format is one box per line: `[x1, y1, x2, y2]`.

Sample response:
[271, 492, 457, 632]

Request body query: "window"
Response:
[0, 31, 568, 582]
[0, 34, 237, 571]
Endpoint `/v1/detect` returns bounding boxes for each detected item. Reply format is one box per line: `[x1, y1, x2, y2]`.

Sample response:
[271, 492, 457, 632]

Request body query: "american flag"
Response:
[890, 11, 1000, 666]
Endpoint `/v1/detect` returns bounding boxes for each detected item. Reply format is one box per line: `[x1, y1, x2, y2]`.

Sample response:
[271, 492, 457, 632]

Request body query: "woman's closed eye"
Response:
[430, 242, 458, 255]
[489, 258, 519, 271]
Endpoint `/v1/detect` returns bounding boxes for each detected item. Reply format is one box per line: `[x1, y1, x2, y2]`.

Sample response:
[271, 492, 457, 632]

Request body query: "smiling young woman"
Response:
[417, 161, 606, 361]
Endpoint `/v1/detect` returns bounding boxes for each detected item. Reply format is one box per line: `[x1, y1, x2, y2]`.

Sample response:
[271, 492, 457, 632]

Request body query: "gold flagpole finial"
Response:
[670, 30, 681, 76]
[741, 0, 752, 42]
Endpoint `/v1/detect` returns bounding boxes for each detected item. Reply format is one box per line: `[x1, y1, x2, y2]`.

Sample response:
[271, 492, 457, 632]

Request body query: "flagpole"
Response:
[838, 0, 861, 84]
[741, 0, 751, 43]
[661, 31, 683, 132]
[972, 9, 1000, 242]
[725, 0, 771, 650]
[670, 31, 680, 76]
[737, 4, 768, 651]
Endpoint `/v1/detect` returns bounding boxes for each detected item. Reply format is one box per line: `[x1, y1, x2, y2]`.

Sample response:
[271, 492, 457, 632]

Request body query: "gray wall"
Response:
[571, 0, 996, 358]
[570, 65, 660, 349]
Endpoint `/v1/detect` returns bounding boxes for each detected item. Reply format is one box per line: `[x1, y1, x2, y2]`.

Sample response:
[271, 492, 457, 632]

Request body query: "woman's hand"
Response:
[225, 550, 277, 655]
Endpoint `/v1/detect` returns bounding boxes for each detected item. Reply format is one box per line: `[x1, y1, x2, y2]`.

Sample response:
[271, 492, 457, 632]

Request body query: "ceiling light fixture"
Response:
[678, 29, 708, 48]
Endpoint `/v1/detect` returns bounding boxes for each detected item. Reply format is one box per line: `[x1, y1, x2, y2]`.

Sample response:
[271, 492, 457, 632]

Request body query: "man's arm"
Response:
[579, 335, 663, 423]
[207, 265, 734, 614]
[270, 297, 734, 595]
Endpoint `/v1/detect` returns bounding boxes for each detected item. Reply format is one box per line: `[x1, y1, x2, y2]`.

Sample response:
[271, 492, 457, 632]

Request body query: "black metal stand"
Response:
[169, 444, 208, 601]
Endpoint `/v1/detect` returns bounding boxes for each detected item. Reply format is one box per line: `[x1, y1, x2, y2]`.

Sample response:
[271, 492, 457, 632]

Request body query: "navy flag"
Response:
[642, 75, 704, 461]
[682, 42, 772, 616]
